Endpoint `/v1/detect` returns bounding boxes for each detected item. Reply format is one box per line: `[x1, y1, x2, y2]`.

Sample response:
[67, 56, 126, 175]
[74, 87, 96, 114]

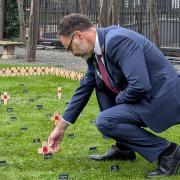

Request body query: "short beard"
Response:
[82, 54, 92, 60]
[76, 40, 92, 59]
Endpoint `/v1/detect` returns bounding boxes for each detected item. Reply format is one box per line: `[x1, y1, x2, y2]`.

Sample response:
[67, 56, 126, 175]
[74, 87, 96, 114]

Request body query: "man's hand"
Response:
[47, 120, 69, 153]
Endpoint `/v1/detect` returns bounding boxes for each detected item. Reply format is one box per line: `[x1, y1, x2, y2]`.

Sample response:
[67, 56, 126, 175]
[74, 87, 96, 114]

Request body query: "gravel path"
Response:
[0, 47, 87, 72]
[0, 46, 180, 72]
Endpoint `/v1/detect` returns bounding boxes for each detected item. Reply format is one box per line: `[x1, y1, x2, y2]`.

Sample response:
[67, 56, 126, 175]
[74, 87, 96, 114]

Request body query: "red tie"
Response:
[96, 55, 120, 94]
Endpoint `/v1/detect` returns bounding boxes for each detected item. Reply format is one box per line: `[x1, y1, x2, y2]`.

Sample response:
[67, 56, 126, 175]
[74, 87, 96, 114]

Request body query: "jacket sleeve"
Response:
[107, 36, 151, 104]
[62, 59, 96, 123]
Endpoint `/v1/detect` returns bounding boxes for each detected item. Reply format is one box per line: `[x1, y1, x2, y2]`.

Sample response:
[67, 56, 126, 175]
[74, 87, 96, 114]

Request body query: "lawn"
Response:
[0, 71, 180, 180]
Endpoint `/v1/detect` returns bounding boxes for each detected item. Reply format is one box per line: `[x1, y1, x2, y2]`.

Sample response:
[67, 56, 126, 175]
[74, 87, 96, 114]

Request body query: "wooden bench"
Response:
[0, 41, 24, 60]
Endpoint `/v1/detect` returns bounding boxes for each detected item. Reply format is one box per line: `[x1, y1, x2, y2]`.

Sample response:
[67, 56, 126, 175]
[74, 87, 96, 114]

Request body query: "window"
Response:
[133, 0, 140, 8]
[172, 0, 180, 8]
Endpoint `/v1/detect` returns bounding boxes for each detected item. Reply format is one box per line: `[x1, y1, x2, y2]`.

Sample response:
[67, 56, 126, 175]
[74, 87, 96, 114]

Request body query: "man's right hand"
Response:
[47, 120, 69, 153]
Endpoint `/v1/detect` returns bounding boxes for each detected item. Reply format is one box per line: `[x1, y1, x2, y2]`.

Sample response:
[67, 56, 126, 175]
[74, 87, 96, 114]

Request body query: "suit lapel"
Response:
[97, 26, 119, 54]
[96, 26, 124, 90]
[96, 28, 115, 88]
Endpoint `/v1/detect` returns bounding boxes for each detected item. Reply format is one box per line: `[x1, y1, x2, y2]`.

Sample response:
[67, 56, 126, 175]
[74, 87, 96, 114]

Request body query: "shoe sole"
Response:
[172, 160, 180, 175]
[88, 157, 136, 161]
[146, 161, 180, 178]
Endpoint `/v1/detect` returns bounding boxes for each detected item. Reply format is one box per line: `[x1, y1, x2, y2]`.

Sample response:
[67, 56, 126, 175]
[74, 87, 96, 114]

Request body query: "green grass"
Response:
[0, 75, 180, 180]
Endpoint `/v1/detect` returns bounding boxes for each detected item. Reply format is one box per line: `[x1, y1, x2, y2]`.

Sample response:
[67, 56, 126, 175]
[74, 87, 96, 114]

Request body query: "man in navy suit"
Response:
[47, 14, 180, 178]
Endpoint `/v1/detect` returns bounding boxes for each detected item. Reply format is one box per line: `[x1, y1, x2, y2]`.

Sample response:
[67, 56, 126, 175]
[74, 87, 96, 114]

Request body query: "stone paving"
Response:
[0, 46, 180, 72]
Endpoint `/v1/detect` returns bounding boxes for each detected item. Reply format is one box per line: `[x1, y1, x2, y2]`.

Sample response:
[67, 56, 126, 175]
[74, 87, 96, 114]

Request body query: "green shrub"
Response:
[4, 0, 20, 39]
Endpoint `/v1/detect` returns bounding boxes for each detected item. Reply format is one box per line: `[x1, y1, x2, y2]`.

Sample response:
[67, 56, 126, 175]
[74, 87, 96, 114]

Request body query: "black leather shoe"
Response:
[88, 145, 136, 161]
[146, 145, 180, 178]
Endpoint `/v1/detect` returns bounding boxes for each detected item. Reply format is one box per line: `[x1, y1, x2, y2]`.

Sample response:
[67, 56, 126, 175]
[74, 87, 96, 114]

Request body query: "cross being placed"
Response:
[38, 141, 53, 154]
[57, 87, 62, 99]
[1, 92, 10, 105]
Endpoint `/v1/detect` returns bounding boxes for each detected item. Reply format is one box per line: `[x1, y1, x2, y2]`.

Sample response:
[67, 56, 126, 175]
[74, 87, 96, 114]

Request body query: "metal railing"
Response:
[24, 0, 180, 48]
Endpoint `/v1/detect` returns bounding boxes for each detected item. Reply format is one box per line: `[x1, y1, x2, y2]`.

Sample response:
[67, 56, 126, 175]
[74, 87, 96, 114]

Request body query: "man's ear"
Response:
[74, 31, 83, 39]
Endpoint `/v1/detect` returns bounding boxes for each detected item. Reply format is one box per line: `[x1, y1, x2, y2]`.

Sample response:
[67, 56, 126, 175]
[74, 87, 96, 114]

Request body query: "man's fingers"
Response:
[54, 146, 60, 153]
[50, 143, 60, 153]
[48, 136, 54, 147]
[56, 146, 60, 152]
[47, 136, 51, 145]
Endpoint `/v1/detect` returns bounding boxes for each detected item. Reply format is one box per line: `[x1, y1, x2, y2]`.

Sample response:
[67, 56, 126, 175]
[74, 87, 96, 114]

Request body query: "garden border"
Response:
[0, 66, 85, 80]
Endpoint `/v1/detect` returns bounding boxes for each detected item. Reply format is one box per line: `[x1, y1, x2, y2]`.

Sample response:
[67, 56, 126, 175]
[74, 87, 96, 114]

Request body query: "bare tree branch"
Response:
[79, 0, 87, 15]
[149, 0, 160, 48]
[112, 0, 118, 25]
[26, 0, 40, 62]
[17, 0, 26, 45]
[98, 0, 113, 27]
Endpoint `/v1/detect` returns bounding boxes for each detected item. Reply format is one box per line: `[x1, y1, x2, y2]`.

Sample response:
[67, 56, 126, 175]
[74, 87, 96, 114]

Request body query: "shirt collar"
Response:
[94, 32, 102, 55]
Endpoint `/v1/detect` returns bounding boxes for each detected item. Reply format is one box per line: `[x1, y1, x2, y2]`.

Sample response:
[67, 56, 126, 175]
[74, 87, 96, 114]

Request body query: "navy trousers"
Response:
[95, 88, 169, 162]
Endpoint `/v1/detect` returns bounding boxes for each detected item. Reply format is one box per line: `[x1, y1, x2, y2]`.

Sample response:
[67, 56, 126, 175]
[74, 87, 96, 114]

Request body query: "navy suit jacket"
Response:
[63, 26, 180, 133]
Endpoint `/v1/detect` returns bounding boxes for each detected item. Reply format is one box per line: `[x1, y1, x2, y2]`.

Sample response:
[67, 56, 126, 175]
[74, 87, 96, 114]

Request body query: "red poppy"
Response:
[55, 115, 60, 121]
[43, 146, 48, 154]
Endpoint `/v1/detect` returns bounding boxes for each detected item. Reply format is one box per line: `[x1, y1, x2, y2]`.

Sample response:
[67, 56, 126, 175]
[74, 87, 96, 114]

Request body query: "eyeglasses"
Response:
[67, 34, 75, 51]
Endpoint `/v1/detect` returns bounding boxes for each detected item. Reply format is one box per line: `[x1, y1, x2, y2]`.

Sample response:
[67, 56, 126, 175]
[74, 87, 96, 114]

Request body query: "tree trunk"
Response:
[98, 0, 113, 27]
[17, 0, 26, 45]
[79, 0, 87, 15]
[149, 0, 160, 48]
[0, 0, 4, 40]
[26, 0, 40, 62]
[112, 0, 118, 25]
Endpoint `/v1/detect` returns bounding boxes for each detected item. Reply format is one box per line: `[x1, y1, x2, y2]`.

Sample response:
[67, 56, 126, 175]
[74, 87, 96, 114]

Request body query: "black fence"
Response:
[24, 0, 179, 49]
[118, 0, 180, 48]
[25, 0, 99, 42]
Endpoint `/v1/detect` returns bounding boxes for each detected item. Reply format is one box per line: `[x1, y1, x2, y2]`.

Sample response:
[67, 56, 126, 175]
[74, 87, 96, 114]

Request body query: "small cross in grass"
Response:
[57, 87, 62, 99]
[1, 92, 10, 105]
[51, 112, 61, 126]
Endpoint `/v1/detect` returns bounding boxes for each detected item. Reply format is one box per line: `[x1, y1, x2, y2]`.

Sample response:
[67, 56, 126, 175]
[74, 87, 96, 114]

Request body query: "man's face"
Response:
[60, 32, 93, 59]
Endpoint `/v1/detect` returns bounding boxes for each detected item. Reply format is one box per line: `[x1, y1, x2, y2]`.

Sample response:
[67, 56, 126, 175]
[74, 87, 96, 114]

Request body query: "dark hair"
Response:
[58, 13, 93, 36]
